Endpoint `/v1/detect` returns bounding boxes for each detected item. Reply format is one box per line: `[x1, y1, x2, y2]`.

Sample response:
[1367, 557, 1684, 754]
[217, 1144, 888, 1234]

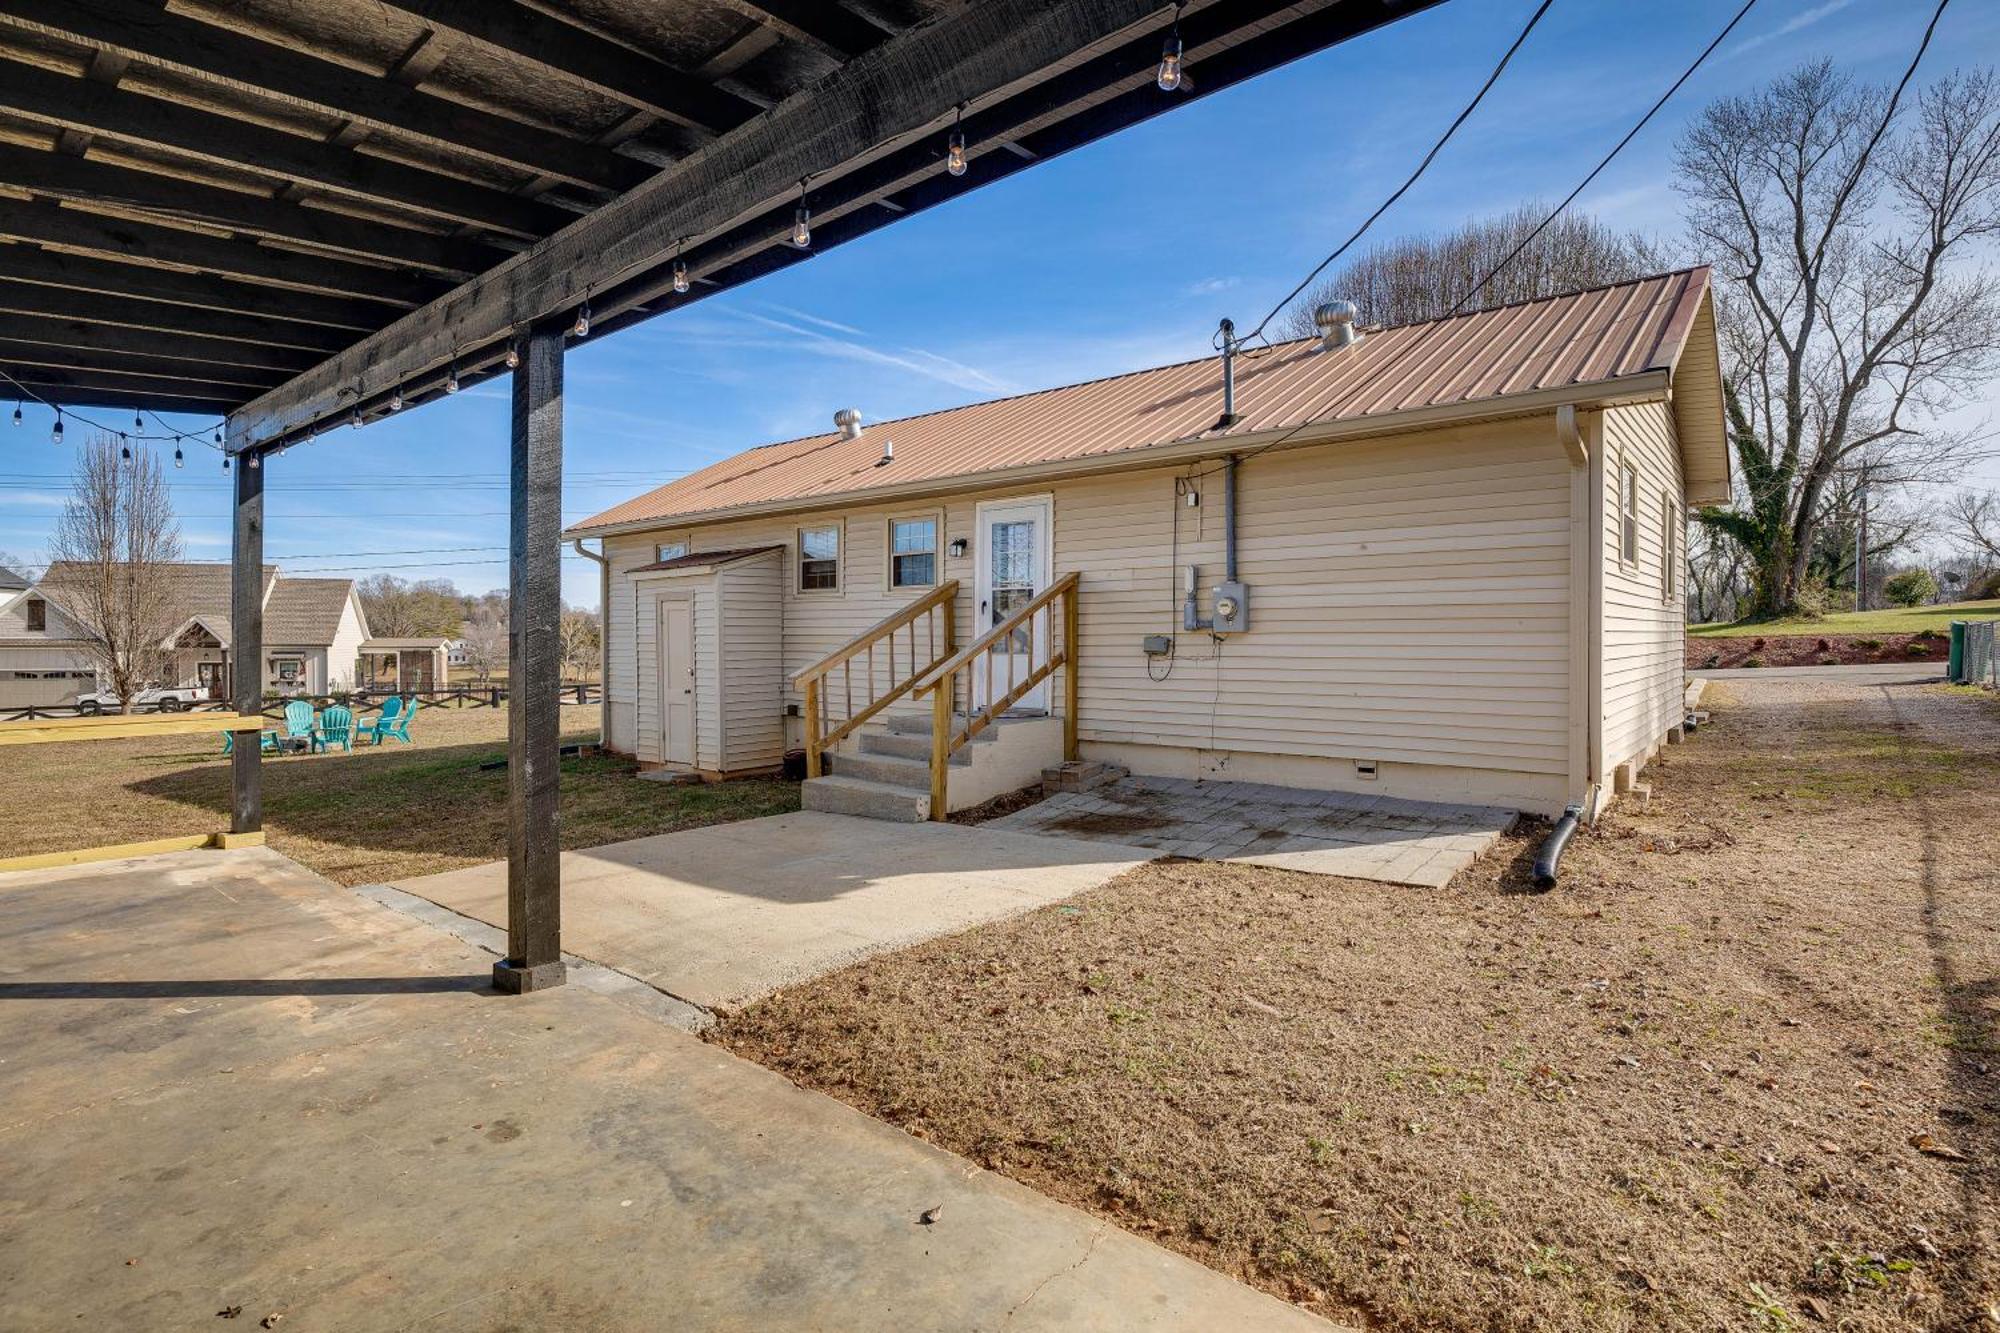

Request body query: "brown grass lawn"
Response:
[719, 678, 2000, 1332]
[0, 703, 797, 884]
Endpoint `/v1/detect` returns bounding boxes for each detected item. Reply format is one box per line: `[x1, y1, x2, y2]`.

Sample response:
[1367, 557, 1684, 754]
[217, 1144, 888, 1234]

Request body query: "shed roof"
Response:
[628, 545, 786, 573]
[573, 267, 1729, 535]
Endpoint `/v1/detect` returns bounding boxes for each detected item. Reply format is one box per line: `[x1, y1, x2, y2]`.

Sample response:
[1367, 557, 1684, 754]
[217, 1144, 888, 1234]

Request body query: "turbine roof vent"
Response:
[834, 407, 864, 440]
[1314, 301, 1363, 352]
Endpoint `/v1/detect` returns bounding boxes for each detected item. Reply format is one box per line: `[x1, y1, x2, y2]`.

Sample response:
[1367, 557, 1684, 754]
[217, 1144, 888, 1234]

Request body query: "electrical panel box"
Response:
[1211, 580, 1250, 634]
[1142, 634, 1172, 656]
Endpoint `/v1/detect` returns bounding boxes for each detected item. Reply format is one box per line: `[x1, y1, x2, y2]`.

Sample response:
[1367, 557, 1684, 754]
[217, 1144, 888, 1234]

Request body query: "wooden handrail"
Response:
[796, 580, 959, 778]
[913, 571, 1081, 697]
[791, 580, 957, 685]
[914, 571, 1081, 820]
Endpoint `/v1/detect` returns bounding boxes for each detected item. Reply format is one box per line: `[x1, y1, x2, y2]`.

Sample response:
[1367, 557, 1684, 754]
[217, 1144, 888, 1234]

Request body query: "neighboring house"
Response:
[0, 563, 374, 705]
[444, 638, 469, 669]
[567, 269, 1729, 821]
[357, 638, 451, 692]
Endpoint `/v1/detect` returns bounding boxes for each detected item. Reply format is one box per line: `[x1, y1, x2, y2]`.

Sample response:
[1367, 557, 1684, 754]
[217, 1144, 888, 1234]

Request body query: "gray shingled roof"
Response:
[37, 563, 352, 649]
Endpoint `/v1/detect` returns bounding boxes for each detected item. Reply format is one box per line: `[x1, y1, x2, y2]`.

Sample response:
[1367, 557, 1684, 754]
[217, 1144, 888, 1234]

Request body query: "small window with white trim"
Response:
[654, 539, 688, 563]
[24, 597, 44, 632]
[1619, 459, 1639, 565]
[1661, 494, 1680, 603]
[888, 514, 939, 589]
[798, 524, 840, 593]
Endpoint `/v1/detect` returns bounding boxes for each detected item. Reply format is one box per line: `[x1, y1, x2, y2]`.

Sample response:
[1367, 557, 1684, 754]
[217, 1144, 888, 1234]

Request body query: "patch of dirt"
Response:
[717, 677, 2000, 1332]
[1688, 631, 1948, 669]
[945, 784, 1051, 826]
[1041, 810, 1175, 837]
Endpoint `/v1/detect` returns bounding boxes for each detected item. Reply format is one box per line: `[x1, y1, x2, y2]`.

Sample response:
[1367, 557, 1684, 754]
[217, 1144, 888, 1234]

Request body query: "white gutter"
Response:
[562, 372, 1674, 540]
[569, 537, 609, 747]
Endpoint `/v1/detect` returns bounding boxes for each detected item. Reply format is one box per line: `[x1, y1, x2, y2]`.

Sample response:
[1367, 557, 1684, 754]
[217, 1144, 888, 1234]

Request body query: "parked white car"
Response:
[74, 684, 211, 714]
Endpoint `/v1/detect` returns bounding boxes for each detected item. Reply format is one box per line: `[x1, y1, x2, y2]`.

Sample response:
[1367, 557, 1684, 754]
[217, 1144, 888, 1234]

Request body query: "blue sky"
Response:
[6, 0, 1997, 605]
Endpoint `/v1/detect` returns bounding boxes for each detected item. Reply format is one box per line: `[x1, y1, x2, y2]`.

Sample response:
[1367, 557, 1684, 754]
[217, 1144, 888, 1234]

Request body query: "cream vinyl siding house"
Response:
[577, 270, 1728, 818]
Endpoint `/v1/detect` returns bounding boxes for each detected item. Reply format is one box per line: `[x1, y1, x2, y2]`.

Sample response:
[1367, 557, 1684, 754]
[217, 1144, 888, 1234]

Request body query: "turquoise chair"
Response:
[365, 698, 419, 745]
[313, 705, 355, 753]
[222, 728, 281, 756]
[277, 698, 315, 752]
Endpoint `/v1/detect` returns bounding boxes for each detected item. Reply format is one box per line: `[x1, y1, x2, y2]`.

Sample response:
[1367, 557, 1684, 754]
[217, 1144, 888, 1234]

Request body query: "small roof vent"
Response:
[1314, 301, 1363, 352]
[834, 407, 863, 440]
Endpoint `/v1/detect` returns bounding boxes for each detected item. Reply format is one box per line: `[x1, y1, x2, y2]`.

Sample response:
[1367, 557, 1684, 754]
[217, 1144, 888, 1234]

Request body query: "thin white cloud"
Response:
[733, 310, 1012, 396]
[0, 491, 71, 508]
[756, 301, 870, 338]
[1726, 0, 1857, 58]
[1187, 276, 1241, 295]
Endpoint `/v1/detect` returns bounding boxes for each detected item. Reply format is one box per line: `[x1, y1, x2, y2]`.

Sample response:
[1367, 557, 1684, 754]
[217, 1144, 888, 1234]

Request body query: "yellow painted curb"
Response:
[0, 829, 265, 874]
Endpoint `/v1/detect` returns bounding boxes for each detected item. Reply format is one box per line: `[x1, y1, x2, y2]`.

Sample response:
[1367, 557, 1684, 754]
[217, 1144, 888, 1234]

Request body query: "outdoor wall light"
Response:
[948, 537, 969, 558]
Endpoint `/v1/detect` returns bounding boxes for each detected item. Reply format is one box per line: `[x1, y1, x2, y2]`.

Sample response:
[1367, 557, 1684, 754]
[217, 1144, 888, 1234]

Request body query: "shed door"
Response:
[657, 595, 695, 766]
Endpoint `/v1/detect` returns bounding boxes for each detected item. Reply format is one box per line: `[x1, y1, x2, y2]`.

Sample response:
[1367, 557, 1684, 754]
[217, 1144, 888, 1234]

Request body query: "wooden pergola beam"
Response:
[232, 0, 1200, 448]
[0, 144, 506, 279]
[0, 340, 287, 389]
[713, 1, 889, 60]
[0, 57, 572, 237]
[366, 0, 762, 136]
[0, 199, 442, 307]
[0, 0, 651, 196]
[2, 359, 253, 404]
[0, 376, 238, 416]
[0, 310, 322, 373]
[0, 280, 357, 352]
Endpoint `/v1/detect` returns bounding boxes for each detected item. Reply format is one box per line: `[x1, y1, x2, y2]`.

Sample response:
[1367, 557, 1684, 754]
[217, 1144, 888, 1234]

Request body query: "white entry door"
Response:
[657, 595, 695, 766]
[973, 496, 1053, 714]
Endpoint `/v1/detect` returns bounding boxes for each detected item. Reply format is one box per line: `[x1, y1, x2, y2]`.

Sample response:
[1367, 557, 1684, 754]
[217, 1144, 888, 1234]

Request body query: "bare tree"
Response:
[460, 608, 506, 685]
[1680, 60, 2000, 617]
[558, 608, 600, 684]
[1951, 490, 2000, 564]
[42, 435, 184, 712]
[358, 574, 464, 638]
[1281, 205, 1656, 335]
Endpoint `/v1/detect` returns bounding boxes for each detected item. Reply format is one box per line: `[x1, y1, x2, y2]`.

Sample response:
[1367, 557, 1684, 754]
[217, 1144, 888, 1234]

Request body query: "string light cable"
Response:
[1192, 0, 1766, 486]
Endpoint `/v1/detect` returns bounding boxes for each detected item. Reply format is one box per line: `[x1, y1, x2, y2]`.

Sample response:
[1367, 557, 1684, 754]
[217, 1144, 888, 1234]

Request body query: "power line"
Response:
[1243, 0, 1557, 344]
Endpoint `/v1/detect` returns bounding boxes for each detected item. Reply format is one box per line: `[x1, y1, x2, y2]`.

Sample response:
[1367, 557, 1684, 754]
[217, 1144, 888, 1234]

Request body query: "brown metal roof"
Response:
[573, 268, 1717, 534]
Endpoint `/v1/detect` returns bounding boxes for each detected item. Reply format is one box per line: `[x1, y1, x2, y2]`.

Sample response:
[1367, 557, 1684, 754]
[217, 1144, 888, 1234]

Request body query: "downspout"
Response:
[1544, 405, 1601, 889]
[570, 537, 609, 747]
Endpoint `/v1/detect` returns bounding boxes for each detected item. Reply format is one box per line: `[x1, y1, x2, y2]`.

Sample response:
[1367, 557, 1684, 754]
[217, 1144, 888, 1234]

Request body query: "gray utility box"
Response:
[1211, 580, 1250, 634]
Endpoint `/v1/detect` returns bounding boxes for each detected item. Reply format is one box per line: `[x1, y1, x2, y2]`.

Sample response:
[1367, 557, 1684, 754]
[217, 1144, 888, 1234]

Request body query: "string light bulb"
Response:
[213, 429, 222, 446]
[349, 408, 362, 429]
[572, 300, 591, 338]
[119, 434, 131, 462]
[52, 410, 63, 445]
[671, 260, 689, 294]
[792, 205, 811, 249]
[222, 454, 230, 472]
[389, 386, 403, 412]
[134, 411, 144, 434]
[505, 344, 520, 369]
[947, 131, 967, 177]
[247, 451, 260, 469]
[445, 364, 460, 394]
[10, 401, 20, 427]
[1157, 15, 1184, 91]
[174, 446, 184, 469]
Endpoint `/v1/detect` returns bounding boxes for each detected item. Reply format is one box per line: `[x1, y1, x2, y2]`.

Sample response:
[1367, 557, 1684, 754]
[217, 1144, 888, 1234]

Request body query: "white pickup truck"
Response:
[73, 684, 212, 714]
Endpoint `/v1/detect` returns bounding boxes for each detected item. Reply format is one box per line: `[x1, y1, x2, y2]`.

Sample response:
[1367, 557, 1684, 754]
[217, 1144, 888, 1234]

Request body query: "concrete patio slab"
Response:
[988, 776, 1515, 887]
[0, 846, 1331, 1332]
[387, 811, 1158, 1012]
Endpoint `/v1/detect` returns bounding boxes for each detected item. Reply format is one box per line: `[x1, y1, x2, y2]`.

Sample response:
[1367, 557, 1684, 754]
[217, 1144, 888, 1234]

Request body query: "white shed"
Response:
[628, 545, 785, 776]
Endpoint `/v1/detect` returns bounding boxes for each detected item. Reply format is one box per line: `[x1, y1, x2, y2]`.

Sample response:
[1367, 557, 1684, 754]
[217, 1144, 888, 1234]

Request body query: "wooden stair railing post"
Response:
[929, 677, 951, 821]
[803, 675, 822, 778]
[1063, 581, 1079, 761]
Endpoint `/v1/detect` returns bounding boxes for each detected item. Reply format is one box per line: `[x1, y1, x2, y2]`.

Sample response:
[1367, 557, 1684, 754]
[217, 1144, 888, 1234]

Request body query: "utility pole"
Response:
[1854, 467, 1869, 612]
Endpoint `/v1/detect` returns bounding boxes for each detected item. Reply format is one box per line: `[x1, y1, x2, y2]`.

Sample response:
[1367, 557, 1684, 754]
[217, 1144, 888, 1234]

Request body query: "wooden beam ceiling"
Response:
[0, 280, 358, 352]
[363, 0, 764, 135]
[0, 0, 651, 195]
[0, 310, 321, 374]
[712, 0, 889, 61]
[0, 247, 399, 330]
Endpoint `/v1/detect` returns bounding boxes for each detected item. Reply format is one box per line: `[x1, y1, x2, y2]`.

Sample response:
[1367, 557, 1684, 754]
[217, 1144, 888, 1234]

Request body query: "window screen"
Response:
[889, 517, 937, 588]
[799, 525, 839, 591]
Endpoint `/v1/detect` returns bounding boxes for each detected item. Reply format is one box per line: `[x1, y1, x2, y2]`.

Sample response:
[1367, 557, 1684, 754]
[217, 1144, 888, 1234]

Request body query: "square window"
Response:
[799, 524, 840, 592]
[889, 516, 938, 589]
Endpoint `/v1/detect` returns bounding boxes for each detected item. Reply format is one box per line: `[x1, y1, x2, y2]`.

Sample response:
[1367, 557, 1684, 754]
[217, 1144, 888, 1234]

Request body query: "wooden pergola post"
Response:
[229, 449, 263, 835]
[493, 322, 565, 993]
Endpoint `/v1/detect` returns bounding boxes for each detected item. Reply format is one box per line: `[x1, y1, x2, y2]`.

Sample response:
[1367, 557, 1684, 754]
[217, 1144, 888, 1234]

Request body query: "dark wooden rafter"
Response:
[0, 249, 393, 331]
[0, 0, 652, 196]
[0, 58, 573, 237]
[0, 310, 323, 374]
[365, 0, 763, 135]
[0, 199, 443, 307]
[0, 281, 357, 353]
[0, 375, 237, 416]
[0, 340, 287, 389]
[0, 146, 506, 279]
[712, 1, 889, 60]
[2, 358, 250, 401]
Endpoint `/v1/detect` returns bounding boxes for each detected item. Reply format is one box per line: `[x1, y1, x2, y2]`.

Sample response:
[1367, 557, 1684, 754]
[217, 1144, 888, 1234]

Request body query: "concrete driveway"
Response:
[386, 811, 1157, 1013]
[0, 845, 1331, 1332]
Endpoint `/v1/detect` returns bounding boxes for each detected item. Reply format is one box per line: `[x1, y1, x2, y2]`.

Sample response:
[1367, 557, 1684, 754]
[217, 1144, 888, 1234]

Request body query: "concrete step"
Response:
[801, 774, 931, 822]
[857, 729, 973, 764]
[829, 750, 934, 790]
[882, 711, 1012, 741]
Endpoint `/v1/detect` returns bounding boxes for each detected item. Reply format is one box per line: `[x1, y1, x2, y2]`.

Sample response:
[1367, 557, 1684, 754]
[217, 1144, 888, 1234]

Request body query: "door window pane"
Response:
[990, 519, 1034, 587]
[799, 525, 839, 591]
